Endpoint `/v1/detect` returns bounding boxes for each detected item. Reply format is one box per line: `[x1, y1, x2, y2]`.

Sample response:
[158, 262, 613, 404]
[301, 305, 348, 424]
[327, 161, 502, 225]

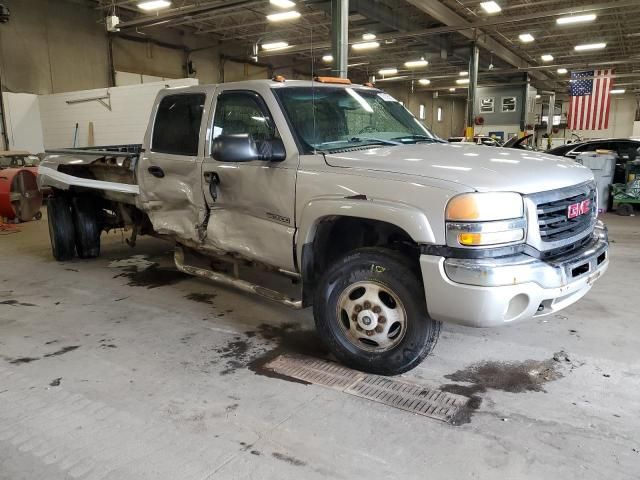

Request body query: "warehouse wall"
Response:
[2, 93, 45, 153]
[383, 84, 466, 139]
[38, 78, 198, 148]
[0, 0, 110, 94]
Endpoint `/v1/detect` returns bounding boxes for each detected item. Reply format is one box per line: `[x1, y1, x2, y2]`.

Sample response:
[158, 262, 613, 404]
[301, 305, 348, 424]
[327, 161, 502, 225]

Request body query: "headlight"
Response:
[446, 192, 526, 248]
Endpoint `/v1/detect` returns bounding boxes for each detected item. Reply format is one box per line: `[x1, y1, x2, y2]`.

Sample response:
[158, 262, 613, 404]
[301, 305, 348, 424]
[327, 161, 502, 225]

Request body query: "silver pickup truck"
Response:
[38, 78, 609, 375]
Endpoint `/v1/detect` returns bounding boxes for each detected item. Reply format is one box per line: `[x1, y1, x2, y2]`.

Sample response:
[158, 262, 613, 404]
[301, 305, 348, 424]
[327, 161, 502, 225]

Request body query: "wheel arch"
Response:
[297, 198, 435, 306]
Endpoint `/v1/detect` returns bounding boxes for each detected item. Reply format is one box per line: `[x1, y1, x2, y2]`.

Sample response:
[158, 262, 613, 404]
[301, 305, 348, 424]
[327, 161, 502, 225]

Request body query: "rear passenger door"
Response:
[138, 91, 210, 242]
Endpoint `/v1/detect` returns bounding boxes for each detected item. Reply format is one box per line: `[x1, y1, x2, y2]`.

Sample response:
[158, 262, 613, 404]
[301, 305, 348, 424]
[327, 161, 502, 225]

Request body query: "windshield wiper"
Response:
[348, 137, 401, 146]
[390, 134, 440, 143]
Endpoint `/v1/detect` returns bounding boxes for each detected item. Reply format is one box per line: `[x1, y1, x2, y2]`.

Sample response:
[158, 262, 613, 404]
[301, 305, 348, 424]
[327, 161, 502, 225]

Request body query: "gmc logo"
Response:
[568, 199, 591, 219]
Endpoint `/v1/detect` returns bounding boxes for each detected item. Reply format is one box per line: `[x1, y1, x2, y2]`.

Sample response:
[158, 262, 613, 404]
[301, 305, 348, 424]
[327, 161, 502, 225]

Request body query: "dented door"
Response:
[138, 90, 210, 242]
[201, 86, 298, 271]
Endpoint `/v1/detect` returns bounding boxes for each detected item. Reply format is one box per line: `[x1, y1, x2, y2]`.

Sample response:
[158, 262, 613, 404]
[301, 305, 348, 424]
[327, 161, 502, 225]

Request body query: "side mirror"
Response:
[211, 134, 286, 162]
[212, 134, 260, 162]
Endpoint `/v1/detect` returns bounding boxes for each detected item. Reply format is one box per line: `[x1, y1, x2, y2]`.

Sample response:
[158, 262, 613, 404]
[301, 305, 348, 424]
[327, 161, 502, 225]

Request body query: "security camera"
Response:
[0, 4, 10, 23]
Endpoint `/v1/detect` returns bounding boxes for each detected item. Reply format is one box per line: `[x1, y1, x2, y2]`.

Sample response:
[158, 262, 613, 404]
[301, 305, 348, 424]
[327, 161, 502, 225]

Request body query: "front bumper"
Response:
[420, 222, 609, 327]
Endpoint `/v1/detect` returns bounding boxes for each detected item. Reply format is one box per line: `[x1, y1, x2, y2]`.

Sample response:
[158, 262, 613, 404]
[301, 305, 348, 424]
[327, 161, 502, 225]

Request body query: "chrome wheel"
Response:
[336, 281, 407, 352]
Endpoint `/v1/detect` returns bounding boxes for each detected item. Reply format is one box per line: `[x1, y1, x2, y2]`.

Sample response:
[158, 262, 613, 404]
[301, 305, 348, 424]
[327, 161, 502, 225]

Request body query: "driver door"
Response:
[201, 87, 298, 271]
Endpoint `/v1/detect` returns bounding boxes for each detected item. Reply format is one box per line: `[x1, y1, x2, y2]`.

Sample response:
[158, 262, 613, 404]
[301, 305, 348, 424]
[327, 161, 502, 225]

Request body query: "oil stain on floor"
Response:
[441, 351, 573, 425]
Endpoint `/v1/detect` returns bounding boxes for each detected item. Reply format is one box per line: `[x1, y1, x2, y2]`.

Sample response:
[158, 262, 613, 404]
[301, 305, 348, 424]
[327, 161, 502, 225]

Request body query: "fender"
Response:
[296, 196, 436, 268]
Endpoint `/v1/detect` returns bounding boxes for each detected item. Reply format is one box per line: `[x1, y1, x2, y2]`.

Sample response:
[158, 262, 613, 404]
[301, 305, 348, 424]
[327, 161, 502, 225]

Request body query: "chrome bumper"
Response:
[420, 221, 609, 327]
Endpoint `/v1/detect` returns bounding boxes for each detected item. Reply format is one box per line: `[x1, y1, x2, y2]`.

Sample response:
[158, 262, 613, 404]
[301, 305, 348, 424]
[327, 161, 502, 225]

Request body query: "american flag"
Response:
[568, 69, 614, 130]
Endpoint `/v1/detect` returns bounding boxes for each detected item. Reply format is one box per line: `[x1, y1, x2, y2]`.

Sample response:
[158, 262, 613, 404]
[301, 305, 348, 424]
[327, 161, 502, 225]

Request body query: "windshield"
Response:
[273, 86, 441, 153]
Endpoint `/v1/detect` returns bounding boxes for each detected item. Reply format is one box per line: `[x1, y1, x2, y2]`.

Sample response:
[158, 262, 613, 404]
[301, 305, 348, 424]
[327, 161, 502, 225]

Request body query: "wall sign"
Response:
[479, 97, 495, 113]
[501, 96, 517, 112]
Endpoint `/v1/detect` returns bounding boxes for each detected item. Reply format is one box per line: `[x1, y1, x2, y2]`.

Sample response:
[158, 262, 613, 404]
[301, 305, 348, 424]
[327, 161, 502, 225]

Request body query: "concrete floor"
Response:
[1, 212, 639, 480]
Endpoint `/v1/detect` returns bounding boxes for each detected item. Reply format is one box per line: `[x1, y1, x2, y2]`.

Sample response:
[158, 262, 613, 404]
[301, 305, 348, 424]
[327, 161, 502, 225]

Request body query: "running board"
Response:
[174, 246, 303, 309]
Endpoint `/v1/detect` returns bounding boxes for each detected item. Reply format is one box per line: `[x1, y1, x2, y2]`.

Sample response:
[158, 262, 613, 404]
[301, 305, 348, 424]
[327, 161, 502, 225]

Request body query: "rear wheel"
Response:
[617, 203, 634, 216]
[71, 196, 101, 258]
[47, 196, 75, 261]
[313, 248, 441, 375]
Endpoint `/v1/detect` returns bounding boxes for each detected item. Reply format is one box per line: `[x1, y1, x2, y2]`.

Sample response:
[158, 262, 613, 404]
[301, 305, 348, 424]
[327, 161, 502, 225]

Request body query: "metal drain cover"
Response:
[264, 354, 469, 423]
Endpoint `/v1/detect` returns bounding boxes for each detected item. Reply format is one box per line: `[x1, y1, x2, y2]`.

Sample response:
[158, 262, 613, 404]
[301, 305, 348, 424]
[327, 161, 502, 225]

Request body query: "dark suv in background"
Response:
[547, 138, 640, 183]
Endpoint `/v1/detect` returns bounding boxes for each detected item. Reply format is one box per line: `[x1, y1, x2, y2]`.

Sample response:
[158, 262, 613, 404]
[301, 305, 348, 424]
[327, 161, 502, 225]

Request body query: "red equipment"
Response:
[0, 167, 43, 222]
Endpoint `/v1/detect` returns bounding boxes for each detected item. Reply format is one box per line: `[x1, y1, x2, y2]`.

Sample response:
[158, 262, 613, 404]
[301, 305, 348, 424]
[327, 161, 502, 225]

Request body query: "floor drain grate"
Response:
[264, 354, 469, 423]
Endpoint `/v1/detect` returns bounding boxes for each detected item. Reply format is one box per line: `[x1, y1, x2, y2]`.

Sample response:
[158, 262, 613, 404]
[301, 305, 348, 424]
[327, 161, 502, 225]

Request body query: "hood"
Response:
[324, 143, 594, 195]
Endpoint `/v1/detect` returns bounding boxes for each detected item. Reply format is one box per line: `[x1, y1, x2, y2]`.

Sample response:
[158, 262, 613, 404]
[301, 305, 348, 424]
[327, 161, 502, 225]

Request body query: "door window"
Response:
[152, 94, 205, 156]
[212, 92, 277, 142]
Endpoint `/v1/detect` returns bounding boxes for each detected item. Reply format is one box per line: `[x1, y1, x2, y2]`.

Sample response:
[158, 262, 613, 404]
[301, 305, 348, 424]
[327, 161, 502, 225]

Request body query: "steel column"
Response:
[466, 43, 479, 140]
[331, 0, 349, 78]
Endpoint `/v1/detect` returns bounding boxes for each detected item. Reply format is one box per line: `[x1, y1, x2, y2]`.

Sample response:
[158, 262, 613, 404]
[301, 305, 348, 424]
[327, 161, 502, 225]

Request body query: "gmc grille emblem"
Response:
[567, 199, 591, 219]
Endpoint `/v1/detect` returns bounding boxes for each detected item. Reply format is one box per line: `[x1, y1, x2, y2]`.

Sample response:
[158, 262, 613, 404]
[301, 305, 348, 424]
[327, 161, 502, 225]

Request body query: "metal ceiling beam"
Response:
[116, 0, 255, 30]
[405, 0, 551, 82]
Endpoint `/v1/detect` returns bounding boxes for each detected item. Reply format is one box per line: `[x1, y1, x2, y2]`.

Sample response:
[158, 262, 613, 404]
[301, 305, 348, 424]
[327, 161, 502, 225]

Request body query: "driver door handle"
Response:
[148, 166, 165, 178]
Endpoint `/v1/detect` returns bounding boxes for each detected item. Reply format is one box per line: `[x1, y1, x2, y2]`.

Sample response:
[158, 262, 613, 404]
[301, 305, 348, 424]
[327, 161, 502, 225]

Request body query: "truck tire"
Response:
[47, 196, 75, 261]
[71, 196, 101, 258]
[313, 248, 441, 375]
[617, 203, 634, 216]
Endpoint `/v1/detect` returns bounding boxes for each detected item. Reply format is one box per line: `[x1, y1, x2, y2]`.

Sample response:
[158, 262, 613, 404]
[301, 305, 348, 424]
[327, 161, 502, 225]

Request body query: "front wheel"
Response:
[313, 248, 441, 375]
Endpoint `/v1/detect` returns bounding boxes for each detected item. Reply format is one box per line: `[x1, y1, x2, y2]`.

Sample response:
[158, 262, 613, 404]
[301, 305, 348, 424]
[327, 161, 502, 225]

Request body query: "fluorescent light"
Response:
[262, 41, 290, 51]
[322, 54, 333, 62]
[480, 1, 502, 14]
[456, 78, 470, 85]
[459, 71, 468, 76]
[266, 10, 301, 21]
[449, 88, 456, 92]
[352, 41, 380, 51]
[574, 43, 606, 51]
[270, 0, 295, 8]
[541, 54, 554, 62]
[137, 0, 171, 10]
[404, 59, 428, 68]
[418, 78, 431, 86]
[610, 89, 625, 94]
[379, 68, 398, 75]
[557, 68, 568, 74]
[556, 14, 596, 25]
[519, 33, 535, 43]
[535, 94, 541, 99]
[362, 33, 377, 40]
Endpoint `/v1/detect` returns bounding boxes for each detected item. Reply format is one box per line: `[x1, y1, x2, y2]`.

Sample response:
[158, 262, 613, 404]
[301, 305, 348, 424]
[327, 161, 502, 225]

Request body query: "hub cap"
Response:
[336, 281, 407, 352]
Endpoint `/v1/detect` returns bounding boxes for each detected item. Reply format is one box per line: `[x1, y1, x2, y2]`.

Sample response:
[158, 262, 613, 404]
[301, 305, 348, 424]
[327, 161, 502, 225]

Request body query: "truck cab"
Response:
[38, 78, 609, 375]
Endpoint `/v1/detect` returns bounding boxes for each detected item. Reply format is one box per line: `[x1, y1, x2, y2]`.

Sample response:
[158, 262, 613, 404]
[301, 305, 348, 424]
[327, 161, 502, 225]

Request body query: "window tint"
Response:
[616, 141, 640, 159]
[152, 94, 205, 156]
[213, 92, 276, 142]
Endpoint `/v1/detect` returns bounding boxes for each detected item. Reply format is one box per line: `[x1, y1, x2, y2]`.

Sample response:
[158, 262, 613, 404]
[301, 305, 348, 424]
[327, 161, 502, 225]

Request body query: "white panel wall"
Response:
[2, 93, 45, 153]
[38, 78, 199, 149]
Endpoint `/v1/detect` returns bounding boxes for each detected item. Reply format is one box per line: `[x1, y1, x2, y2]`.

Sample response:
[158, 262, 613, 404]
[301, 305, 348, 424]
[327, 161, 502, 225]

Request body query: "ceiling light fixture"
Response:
[352, 41, 380, 51]
[418, 78, 431, 85]
[137, 0, 171, 10]
[261, 41, 290, 51]
[556, 14, 596, 25]
[266, 10, 301, 21]
[405, 59, 429, 68]
[557, 68, 568, 74]
[535, 94, 541, 99]
[362, 33, 377, 41]
[322, 54, 333, 62]
[449, 88, 456, 92]
[480, 1, 502, 14]
[574, 42, 606, 51]
[610, 89, 625, 94]
[519, 33, 535, 43]
[379, 68, 398, 76]
[541, 54, 554, 62]
[456, 78, 470, 85]
[459, 71, 468, 76]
